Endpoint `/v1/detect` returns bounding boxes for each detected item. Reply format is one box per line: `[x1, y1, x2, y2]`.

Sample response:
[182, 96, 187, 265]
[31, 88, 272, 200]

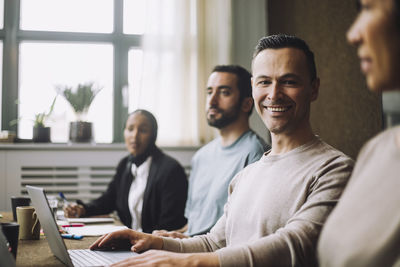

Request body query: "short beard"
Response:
[207, 103, 241, 129]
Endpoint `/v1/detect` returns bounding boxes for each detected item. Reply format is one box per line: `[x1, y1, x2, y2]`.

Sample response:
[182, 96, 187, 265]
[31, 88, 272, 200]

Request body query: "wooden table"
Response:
[0, 212, 104, 267]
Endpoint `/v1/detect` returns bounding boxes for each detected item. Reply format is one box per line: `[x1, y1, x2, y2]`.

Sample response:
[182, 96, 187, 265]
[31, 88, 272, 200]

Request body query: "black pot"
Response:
[33, 127, 51, 143]
[69, 121, 92, 143]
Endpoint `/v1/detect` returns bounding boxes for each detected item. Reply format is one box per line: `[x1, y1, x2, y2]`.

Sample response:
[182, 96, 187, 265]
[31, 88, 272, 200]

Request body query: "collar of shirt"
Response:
[131, 156, 152, 178]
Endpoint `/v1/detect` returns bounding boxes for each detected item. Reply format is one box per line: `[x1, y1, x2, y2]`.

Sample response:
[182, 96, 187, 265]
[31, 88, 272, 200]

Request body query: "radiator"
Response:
[0, 144, 196, 211]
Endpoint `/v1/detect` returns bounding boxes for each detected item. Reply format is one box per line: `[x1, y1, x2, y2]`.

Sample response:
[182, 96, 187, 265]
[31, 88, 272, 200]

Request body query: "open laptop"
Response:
[26, 185, 137, 267]
[0, 226, 16, 267]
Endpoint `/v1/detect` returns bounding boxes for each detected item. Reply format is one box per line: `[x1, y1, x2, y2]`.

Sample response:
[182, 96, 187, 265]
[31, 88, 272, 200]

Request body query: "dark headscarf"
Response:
[126, 109, 158, 167]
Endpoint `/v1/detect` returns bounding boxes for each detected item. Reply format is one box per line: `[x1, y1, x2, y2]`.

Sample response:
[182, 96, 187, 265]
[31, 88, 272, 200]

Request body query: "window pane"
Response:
[19, 42, 113, 143]
[20, 0, 113, 33]
[0, 0, 4, 29]
[123, 0, 146, 34]
[127, 49, 143, 112]
[0, 42, 2, 128]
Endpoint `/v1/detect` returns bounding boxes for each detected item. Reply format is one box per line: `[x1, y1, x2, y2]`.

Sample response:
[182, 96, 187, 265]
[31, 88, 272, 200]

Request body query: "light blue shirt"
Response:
[185, 130, 267, 235]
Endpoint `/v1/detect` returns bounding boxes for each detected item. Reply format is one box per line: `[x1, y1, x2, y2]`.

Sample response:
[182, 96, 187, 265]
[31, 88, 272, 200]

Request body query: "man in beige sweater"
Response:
[89, 34, 354, 267]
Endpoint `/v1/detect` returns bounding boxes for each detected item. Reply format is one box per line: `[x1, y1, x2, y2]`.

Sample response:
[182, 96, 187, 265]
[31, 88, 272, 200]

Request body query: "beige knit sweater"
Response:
[163, 137, 354, 267]
[318, 126, 400, 267]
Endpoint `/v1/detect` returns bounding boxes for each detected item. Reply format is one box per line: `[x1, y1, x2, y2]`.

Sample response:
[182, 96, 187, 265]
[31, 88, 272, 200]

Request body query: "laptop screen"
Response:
[26, 185, 74, 266]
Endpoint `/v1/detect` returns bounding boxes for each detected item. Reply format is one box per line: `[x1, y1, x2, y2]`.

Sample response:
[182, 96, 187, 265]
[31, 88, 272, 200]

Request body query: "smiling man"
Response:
[89, 35, 354, 267]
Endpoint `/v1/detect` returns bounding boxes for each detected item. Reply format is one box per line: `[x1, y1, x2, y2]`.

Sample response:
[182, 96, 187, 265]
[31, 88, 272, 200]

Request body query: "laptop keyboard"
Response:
[69, 249, 121, 267]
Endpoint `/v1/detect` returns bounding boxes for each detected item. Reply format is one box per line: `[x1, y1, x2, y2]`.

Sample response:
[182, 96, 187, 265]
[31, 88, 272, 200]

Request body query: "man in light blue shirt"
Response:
[154, 65, 268, 238]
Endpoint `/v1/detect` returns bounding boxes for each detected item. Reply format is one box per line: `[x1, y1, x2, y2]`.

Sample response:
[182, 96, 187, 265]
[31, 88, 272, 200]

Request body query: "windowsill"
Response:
[0, 142, 199, 151]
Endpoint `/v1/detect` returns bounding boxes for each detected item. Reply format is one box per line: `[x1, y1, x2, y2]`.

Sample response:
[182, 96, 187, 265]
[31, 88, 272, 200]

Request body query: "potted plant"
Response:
[32, 96, 57, 142]
[10, 96, 57, 143]
[56, 82, 102, 143]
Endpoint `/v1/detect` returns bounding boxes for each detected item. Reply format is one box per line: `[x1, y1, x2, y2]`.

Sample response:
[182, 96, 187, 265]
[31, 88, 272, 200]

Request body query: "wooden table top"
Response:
[1, 212, 105, 267]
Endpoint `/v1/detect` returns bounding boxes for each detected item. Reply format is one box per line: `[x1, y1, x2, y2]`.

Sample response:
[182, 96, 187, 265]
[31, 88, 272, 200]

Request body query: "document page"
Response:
[64, 225, 127, 236]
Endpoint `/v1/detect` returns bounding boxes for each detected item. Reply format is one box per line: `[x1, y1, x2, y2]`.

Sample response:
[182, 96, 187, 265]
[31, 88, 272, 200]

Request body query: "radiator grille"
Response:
[20, 165, 115, 202]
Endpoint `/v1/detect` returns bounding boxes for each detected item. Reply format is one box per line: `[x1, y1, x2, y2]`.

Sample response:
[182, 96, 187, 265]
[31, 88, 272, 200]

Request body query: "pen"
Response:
[61, 224, 85, 227]
[61, 234, 83, 240]
[58, 192, 70, 206]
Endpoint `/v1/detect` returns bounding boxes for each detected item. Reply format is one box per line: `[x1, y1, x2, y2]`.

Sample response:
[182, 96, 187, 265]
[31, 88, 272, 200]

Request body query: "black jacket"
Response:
[83, 147, 188, 233]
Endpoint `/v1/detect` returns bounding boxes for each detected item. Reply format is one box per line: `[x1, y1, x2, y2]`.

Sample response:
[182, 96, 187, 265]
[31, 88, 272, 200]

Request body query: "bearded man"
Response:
[153, 65, 267, 238]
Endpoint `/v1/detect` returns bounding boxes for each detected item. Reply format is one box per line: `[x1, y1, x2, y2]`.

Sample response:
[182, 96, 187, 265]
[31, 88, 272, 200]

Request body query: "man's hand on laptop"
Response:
[152, 230, 189, 239]
[64, 203, 85, 218]
[89, 229, 163, 253]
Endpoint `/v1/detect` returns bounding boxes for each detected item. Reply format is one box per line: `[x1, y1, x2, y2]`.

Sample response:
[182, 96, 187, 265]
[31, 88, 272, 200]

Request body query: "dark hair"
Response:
[128, 109, 158, 143]
[253, 34, 317, 81]
[211, 65, 253, 112]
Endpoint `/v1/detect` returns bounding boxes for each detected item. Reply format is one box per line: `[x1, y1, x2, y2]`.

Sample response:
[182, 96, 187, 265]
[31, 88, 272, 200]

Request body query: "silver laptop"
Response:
[26, 185, 137, 267]
[0, 226, 16, 267]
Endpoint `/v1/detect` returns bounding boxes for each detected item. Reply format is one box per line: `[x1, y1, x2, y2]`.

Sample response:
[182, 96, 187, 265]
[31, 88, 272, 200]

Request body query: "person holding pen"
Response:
[64, 109, 188, 233]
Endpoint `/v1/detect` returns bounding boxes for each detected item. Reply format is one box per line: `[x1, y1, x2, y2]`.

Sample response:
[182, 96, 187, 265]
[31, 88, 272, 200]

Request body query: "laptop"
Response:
[0, 226, 16, 267]
[26, 185, 137, 267]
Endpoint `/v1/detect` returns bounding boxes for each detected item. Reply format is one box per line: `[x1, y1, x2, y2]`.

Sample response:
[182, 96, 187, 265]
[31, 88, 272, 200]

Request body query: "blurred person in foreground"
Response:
[64, 109, 188, 233]
[88, 35, 353, 267]
[318, 0, 400, 266]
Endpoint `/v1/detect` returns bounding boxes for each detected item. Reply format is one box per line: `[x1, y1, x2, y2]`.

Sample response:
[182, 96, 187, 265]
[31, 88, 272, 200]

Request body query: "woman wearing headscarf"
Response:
[64, 109, 188, 233]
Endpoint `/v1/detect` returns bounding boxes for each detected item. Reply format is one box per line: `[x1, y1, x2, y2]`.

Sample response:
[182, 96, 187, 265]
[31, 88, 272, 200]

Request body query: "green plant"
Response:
[57, 82, 102, 119]
[9, 96, 57, 128]
[34, 96, 57, 128]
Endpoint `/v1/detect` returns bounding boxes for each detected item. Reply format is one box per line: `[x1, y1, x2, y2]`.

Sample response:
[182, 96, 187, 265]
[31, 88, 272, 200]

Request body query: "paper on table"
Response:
[67, 217, 114, 224]
[56, 210, 115, 224]
[64, 225, 128, 236]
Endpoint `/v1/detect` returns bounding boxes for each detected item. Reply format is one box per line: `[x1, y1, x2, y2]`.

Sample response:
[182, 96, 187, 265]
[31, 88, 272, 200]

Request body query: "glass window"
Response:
[127, 48, 143, 112]
[123, 0, 146, 34]
[0, 0, 4, 29]
[0, 42, 2, 128]
[20, 0, 113, 33]
[19, 42, 113, 143]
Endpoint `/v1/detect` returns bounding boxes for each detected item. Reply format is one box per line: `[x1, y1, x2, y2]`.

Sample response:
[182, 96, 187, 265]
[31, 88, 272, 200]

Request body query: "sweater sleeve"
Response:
[215, 156, 354, 267]
[162, 211, 227, 253]
[162, 176, 236, 253]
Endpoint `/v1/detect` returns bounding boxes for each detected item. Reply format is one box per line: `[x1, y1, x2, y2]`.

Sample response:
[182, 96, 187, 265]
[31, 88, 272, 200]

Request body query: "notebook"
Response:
[26, 185, 137, 267]
[0, 226, 16, 267]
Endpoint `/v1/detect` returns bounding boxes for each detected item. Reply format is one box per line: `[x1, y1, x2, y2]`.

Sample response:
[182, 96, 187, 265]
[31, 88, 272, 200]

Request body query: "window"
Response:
[127, 49, 143, 112]
[0, 42, 2, 128]
[0, 0, 3, 29]
[20, 0, 113, 33]
[1, 0, 142, 143]
[19, 42, 113, 142]
[123, 0, 146, 34]
[0, 0, 3, 128]
[1, 1, 265, 146]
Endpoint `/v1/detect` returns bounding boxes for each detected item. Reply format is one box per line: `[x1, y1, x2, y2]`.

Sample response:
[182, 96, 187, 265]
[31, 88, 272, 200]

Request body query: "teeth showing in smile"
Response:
[267, 106, 290, 112]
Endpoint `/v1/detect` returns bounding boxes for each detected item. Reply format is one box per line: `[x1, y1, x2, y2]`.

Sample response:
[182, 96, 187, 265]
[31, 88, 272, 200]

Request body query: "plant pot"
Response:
[33, 127, 51, 143]
[69, 121, 92, 143]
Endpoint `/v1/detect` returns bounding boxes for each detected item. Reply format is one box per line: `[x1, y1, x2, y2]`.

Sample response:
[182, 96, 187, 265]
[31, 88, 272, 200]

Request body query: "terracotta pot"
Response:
[69, 121, 92, 143]
[33, 127, 51, 143]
